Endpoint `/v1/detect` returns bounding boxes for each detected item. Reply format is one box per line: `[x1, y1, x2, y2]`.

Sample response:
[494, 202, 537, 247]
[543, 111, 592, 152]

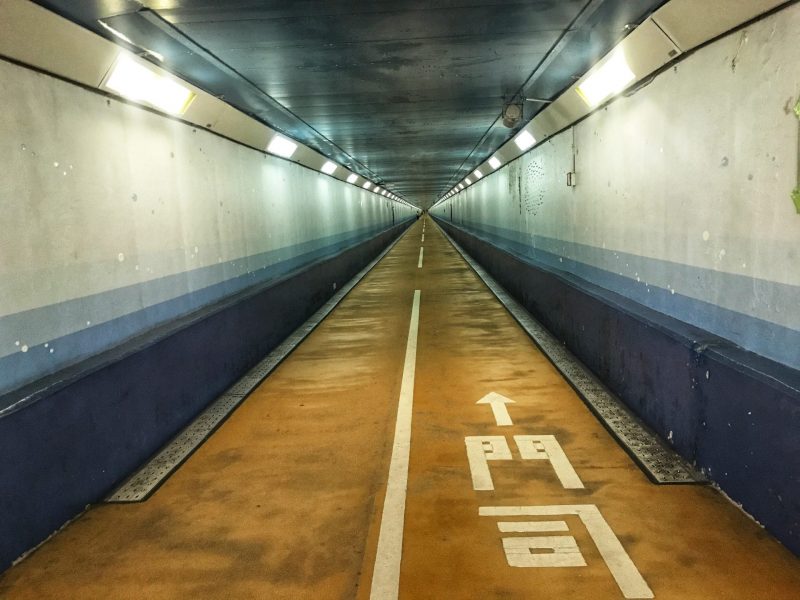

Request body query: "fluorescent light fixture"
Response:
[104, 55, 194, 115]
[458, 184, 464, 190]
[266, 135, 298, 158]
[473, 169, 483, 179]
[577, 50, 636, 107]
[488, 156, 502, 170]
[465, 177, 472, 185]
[514, 130, 536, 151]
[363, 181, 372, 189]
[347, 173, 358, 184]
[321, 161, 337, 175]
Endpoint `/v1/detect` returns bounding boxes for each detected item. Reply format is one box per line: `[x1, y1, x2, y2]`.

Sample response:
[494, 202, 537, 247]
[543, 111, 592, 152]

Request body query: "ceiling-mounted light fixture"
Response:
[363, 181, 372, 189]
[347, 173, 358, 184]
[321, 161, 337, 175]
[104, 54, 195, 115]
[267, 134, 298, 158]
[514, 130, 536, 151]
[577, 50, 635, 107]
[465, 177, 472, 185]
[473, 169, 483, 179]
[502, 100, 523, 128]
[488, 156, 502, 170]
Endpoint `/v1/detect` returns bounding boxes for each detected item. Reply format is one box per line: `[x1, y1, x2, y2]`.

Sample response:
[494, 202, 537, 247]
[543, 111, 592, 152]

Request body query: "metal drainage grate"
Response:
[106, 229, 410, 503]
[439, 227, 705, 485]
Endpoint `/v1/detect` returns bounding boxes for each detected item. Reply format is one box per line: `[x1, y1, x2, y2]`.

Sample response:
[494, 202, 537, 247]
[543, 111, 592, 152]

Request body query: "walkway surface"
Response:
[1, 217, 799, 599]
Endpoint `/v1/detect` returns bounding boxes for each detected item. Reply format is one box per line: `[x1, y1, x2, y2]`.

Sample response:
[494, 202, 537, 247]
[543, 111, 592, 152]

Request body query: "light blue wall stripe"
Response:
[444, 217, 800, 370]
[0, 220, 411, 397]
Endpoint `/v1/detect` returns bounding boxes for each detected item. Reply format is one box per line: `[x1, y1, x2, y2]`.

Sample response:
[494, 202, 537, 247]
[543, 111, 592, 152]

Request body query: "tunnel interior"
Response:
[0, 0, 799, 597]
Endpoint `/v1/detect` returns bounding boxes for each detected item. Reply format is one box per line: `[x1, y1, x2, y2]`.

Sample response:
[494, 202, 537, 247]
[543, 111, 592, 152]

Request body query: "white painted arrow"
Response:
[477, 392, 515, 426]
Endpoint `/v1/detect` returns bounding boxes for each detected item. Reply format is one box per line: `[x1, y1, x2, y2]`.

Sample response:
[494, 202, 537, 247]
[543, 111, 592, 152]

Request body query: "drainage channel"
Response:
[438, 226, 705, 485]
[106, 228, 410, 503]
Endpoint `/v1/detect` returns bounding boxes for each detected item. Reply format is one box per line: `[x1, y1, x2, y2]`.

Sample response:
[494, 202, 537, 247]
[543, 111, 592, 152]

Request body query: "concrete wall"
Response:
[0, 57, 414, 399]
[0, 56, 416, 570]
[432, 3, 800, 555]
[433, 3, 800, 370]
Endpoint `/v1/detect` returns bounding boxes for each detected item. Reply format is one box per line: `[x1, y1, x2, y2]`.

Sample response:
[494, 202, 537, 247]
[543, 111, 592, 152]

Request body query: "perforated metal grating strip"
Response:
[106, 229, 409, 503]
[439, 226, 705, 485]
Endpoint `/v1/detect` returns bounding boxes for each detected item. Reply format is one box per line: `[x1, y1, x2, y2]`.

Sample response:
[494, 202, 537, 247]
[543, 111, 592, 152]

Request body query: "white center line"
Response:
[417, 247, 424, 269]
[370, 290, 421, 600]
[421, 233, 425, 242]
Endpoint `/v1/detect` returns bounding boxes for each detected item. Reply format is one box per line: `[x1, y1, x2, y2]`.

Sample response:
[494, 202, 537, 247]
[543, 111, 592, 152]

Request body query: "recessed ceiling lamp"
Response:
[488, 156, 502, 170]
[577, 50, 636, 107]
[104, 54, 194, 115]
[473, 169, 483, 179]
[321, 161, 337, 175]
[266, 135, 298, 158]
[347, 173, 358, 184]
[514, 130, 536, 151]
[363, 181, 372, 189]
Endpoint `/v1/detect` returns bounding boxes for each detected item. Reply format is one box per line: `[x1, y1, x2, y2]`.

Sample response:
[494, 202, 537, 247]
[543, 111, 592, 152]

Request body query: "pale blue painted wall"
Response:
[0, 58, 414, 395]
[433, 4, 800, 369]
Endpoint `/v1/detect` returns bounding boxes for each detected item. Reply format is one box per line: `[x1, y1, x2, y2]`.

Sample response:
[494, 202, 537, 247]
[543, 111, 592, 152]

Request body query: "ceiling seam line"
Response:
[136, 9, 390, 188]
[436, 0, 599, 199]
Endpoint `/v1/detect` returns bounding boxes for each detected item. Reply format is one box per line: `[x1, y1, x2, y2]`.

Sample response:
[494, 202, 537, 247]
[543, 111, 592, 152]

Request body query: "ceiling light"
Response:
[465, 178, 472, 185]
[458, 184, 464, 190]
[488, 156, 502, 170]
[502, 101, 523, 129]
[473, 169, 483, 179]
[514, 130, 536, 151]
[577, 50, 635, 107]
[267, 135, 298, 158]
[104, 54, 194, 115]
[347, 173, 358, 184]
[363, 181, 372, 189]
[321, 161, 337, 175]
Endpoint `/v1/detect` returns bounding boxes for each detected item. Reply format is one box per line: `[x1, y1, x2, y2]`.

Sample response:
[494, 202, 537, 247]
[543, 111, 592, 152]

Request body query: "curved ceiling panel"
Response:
[34, 0, 667, 207]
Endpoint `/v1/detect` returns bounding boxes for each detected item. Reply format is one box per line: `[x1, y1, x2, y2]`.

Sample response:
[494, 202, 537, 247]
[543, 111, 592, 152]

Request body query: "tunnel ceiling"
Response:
[35, 0, 665, 207]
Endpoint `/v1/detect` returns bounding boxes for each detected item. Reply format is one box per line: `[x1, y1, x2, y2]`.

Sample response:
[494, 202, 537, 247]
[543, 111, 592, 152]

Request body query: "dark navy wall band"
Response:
[445, 218, 800, 371]
[0, 222, 402, 398]
[435, 217, 800, 557]
[0, 218, 413, 572]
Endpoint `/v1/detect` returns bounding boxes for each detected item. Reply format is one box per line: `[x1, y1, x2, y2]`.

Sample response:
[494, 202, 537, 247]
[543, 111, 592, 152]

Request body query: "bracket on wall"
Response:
[794, 97, 800, 214]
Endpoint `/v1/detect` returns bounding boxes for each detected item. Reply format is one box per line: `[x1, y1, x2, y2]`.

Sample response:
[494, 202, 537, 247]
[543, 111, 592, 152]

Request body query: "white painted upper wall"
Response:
[0, 57, 413, 391]
[433, 3, 800, 367]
